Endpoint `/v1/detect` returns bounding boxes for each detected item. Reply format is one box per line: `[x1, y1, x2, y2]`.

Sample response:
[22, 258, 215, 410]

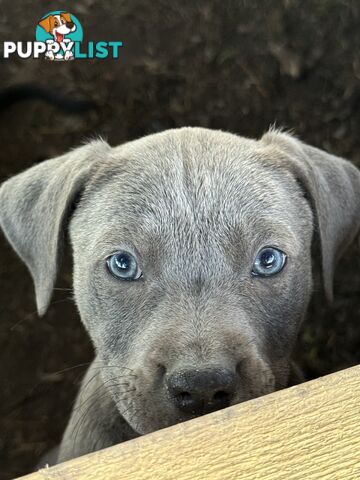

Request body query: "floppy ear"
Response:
[261, 130, 360, 302]
[38, 16, 52, 33]
[61, 12, 72, 23]
[0, 140, 110, 316]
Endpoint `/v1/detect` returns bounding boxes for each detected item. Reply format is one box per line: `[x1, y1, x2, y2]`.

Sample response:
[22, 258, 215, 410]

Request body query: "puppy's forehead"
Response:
[80, 128, 310, 251]
[111, 127, 259, 176]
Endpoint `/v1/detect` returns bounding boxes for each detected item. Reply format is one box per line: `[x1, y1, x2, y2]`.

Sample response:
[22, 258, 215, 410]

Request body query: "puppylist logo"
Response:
[2, 10, 123, 61]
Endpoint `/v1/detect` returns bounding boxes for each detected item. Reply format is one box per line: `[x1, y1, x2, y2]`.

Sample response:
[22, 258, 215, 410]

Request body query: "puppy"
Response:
[0, 128, 359, 463]
[38, 12, 76, 61]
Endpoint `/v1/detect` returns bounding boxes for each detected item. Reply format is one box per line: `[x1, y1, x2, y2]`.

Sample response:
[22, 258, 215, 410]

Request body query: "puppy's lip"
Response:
[55, 32, 64, 42]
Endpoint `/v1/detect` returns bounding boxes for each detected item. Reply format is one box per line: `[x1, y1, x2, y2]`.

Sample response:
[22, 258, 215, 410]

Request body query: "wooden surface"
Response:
[20, 365, 360, 480]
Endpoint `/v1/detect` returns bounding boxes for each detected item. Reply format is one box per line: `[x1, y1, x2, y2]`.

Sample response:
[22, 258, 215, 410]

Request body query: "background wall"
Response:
[0, 1, 359, 478]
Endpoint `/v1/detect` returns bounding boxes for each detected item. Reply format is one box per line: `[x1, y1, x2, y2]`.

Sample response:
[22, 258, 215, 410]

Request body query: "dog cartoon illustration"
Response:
[38, 12, 76, 61]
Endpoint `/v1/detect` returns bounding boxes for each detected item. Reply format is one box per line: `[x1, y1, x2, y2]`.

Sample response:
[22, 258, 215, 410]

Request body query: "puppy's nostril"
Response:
[212, 390, 231, 408]
[213, 390, 228, 401]
[178, 391, 191, 401]
[177, 391, 192, 406]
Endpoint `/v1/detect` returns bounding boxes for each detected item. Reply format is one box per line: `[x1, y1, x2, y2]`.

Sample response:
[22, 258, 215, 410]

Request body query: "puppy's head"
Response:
[1, 128, 359, 434]
[38, 12, 75, 39]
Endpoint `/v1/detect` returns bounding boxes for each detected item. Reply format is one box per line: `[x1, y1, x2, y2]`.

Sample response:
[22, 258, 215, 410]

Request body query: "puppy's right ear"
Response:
[38, 16, 52, 33]
[0, 140, 110, 316]
[61, 12, 72, 23]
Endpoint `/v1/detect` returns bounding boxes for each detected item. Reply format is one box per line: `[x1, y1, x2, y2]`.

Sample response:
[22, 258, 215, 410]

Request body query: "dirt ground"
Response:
[0, 1, 359, 478]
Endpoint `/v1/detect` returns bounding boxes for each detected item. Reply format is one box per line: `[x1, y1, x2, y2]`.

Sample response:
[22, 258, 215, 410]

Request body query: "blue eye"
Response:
[106, 251, 142, 280]
[252, 247, 287, 277]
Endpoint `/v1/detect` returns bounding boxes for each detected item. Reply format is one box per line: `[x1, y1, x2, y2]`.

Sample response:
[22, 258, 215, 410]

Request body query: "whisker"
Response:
[72, 387, 138, 450]
[73, 377, 136, 413]
[44, 362, 92, 376]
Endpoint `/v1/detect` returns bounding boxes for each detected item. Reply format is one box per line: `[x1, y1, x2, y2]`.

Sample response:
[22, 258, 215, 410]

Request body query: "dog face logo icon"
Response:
[36, 11, 83, 61]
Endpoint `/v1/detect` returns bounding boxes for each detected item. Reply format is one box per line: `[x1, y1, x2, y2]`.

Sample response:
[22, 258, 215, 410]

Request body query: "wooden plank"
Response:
[20, 365, 360, 480]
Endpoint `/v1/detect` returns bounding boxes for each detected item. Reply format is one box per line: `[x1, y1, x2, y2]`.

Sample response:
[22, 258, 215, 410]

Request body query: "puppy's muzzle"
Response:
[166, 367, 236, 415]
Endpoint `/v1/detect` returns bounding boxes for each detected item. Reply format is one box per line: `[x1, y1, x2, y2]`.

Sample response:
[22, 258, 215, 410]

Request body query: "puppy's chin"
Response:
[115, 399, 182, 435]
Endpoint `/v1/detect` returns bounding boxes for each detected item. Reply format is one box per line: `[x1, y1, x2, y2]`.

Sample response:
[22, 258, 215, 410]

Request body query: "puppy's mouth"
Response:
[55, 32, 64, 42]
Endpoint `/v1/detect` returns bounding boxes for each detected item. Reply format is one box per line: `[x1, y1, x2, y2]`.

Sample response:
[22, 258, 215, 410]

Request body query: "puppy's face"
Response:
[70, 129, 313, 433]
[38, 13, 75, 41]
[1, 128, 359, 436]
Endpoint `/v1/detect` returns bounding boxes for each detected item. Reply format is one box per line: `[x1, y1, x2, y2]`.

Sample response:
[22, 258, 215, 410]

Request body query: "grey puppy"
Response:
[0, 127, 359, 463]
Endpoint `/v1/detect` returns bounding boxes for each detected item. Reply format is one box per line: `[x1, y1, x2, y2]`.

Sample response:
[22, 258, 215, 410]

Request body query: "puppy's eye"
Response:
[252, 247, 286, 277]
[106, 251, 142, 280]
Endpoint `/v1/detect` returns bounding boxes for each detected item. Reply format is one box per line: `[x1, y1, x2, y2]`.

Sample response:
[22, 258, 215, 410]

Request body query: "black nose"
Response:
[167, 368, 236, 415]
[66, 21, 75, 29]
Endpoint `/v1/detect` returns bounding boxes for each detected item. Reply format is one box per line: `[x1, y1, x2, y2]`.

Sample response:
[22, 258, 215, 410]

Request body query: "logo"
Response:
[36, 11, 83, 61]
[2, 10, 123, 61]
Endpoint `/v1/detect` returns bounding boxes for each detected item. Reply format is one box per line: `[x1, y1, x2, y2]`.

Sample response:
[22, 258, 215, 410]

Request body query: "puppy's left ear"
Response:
[261, 130, 360, 302]
[0, 140, 110, 316]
